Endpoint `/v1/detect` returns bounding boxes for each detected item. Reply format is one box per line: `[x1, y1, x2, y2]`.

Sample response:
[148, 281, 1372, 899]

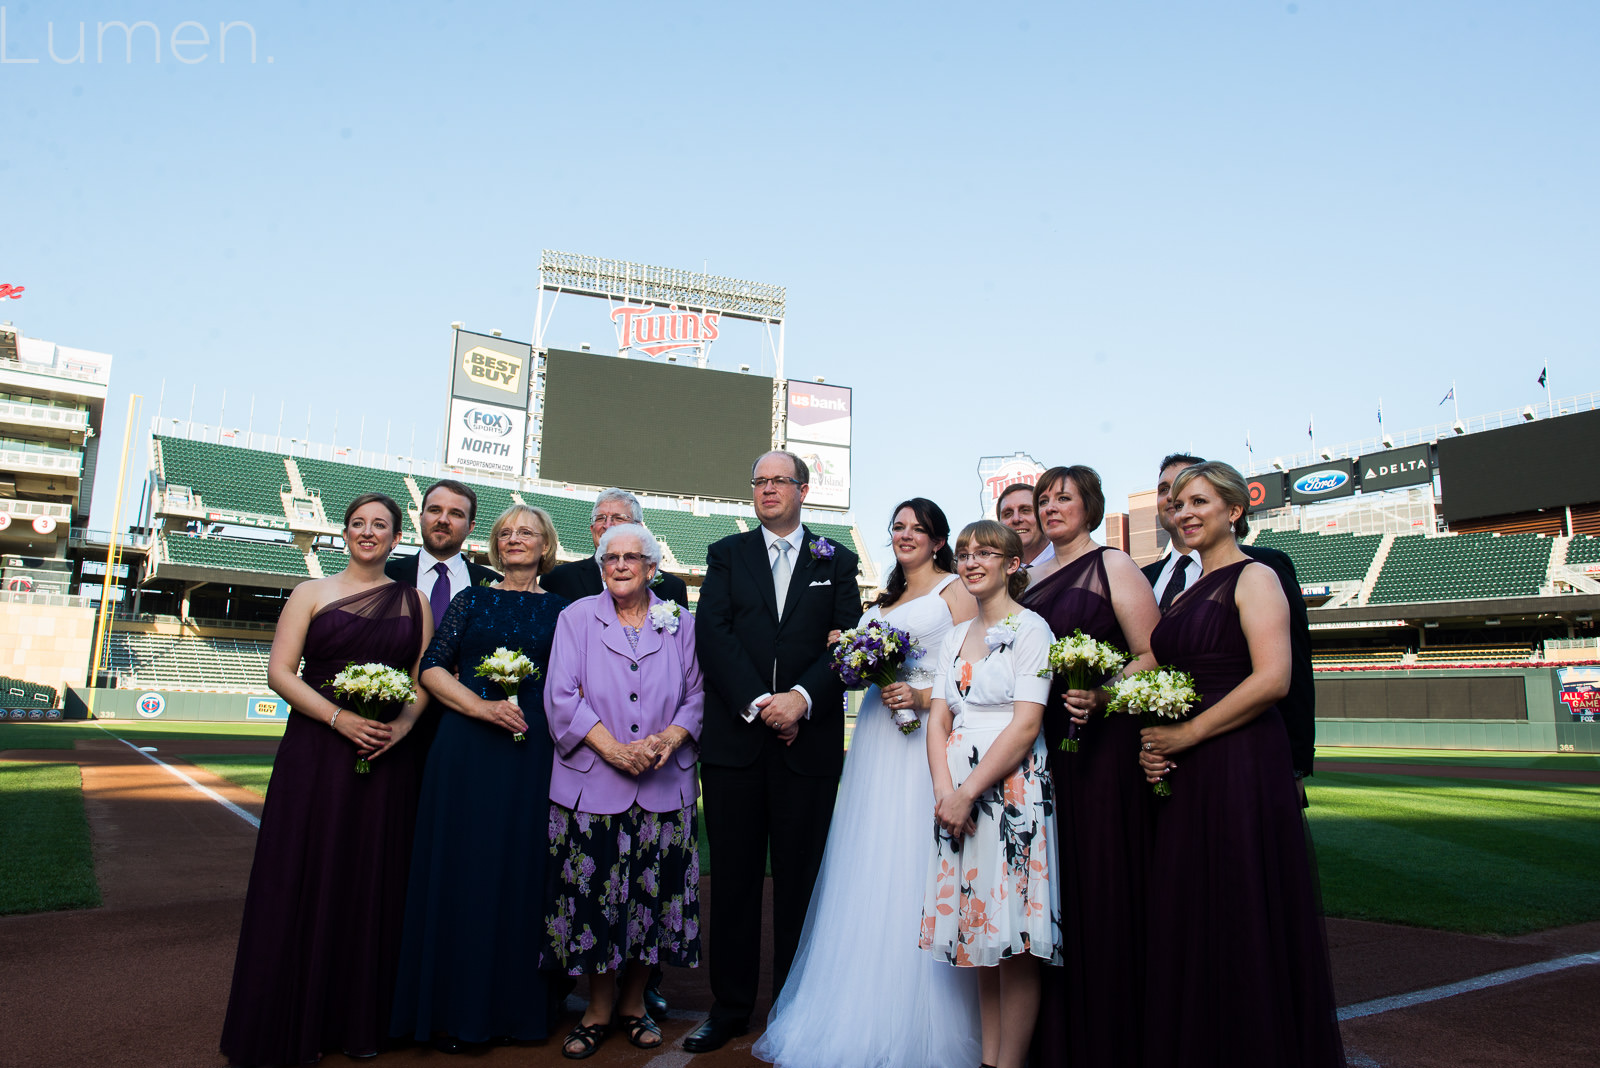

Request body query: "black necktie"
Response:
[1159, 556, 1190, 612]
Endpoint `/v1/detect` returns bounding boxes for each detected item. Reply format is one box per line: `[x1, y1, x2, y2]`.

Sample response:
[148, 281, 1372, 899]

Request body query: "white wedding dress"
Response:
[754, 575, 979, 1068]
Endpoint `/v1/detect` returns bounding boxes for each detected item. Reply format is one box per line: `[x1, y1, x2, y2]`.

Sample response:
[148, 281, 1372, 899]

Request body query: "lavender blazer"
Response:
[546, 591, 704, 815]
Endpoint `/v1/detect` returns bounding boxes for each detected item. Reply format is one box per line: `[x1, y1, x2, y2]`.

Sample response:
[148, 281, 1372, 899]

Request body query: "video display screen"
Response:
[1437, 409, 1600, 522]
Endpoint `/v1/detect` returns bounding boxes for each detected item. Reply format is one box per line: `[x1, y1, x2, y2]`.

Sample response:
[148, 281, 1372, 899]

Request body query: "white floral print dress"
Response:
[919, 609, 1061, 967]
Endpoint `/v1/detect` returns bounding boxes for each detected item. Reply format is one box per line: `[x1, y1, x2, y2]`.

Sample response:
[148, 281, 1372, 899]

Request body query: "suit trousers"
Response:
[700, 736, 838, 1025]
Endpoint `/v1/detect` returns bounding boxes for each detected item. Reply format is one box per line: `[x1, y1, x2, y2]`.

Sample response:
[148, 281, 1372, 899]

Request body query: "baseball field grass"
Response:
[1306, 769, 1600, 935]
[0, 762, 101, 915]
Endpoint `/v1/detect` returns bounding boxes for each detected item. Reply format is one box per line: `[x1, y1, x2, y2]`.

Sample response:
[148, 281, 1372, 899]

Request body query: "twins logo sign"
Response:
[136, 692, 166, 719]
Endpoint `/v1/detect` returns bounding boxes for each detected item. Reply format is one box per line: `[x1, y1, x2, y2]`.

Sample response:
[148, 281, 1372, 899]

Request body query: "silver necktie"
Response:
[772, 539, 793, 618]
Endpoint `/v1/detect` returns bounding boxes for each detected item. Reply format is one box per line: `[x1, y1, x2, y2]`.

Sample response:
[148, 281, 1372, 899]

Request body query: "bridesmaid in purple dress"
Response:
[1020, 466, 1159, 1068]
[1139, 462, 1344, 1068]
[221, 493, 433, 1067]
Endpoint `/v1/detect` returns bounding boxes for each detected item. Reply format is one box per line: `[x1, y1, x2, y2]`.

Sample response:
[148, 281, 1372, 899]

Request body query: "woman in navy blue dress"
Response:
[1138, 463, 1343, 1068]
[391, 505, 568, 1051]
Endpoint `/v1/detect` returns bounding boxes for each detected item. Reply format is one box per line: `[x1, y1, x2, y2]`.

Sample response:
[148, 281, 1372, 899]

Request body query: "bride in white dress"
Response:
[755, 498, 981, 1068]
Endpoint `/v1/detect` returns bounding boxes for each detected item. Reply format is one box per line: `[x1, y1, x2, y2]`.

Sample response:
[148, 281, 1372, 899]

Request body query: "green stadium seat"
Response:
[157, 436, 291, 518]
[1368, 532, 1551, 604]
[105, 632, 272, 691]
[164, 533, 310, 577]
[295, 456, 416, 535]
[1251, 529, 1383, 586]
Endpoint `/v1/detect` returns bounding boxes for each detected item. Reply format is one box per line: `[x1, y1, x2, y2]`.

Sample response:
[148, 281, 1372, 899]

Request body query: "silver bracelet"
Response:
[329, 709, 342, 730]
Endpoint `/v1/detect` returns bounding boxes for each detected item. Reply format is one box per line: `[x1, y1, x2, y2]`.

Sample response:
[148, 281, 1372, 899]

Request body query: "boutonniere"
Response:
[649, 601, 681, 634]
[984, 613, 1023, 652]
[476, 577, 497, 588]
[649, 571, 665, 588]
[809, 537, 836, 561]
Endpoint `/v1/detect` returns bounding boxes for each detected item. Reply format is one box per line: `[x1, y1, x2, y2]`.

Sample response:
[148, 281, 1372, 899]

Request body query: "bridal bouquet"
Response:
[330, 662, 416, 774]
[1037, 630, 1129, 752]
[831, 619, 924, 734]
[474, 647, 540, 741]
[1105, 668, 1200, 797]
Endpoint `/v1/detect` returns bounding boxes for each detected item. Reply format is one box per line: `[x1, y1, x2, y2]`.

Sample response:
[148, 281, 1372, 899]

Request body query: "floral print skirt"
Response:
[542, 802, 701, 975]
[920, 717, 1061, 967]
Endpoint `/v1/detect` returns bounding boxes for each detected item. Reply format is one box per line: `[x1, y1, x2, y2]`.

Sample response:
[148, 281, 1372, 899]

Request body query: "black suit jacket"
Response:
[542, 555, 690, 609]
[384, 552, 501, 591]
[1141, 547, 1316, 778]
[695, 526, 861, 776]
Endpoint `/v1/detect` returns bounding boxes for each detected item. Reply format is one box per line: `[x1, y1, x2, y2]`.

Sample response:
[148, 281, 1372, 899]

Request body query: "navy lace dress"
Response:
[1022, 546, 1150, 1068]
[390, 585, 567, 1044]
[1144, 561, 1343, 1068]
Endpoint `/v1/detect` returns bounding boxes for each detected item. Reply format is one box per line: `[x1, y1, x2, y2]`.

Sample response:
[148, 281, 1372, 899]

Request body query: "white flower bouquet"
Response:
[474, 647, 540, 741]
[330, 662, 417, 774]
[1105, 668, 1200, 797]
[1037, 630, 1129, 752]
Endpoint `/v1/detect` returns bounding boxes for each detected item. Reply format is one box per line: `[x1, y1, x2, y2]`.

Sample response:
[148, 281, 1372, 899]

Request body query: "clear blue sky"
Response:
[5, 1, 1595, 569]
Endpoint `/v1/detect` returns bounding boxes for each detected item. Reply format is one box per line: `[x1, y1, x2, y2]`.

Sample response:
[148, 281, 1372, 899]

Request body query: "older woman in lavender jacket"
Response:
[541, 523, 703, 1059]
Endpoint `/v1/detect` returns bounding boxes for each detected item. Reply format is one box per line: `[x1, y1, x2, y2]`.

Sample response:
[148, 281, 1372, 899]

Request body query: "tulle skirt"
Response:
[753, 688, 979, 1068]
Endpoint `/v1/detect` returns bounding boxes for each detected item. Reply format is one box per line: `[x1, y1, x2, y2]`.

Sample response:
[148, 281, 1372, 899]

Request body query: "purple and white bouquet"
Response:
[1037, 630, 1129, 752]
[831, 619, 923, 734]
[330, 662, 416, 774]
[1105, 668, 1200, 797]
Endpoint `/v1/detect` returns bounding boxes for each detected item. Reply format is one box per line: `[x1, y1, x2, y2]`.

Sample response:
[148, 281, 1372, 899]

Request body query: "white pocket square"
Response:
[809, 579, 832, 587]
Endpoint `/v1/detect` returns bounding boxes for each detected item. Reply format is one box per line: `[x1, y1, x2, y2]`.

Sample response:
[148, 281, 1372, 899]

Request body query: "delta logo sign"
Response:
[611, 305, 721, 358]
[1293, 470, 1351, 497]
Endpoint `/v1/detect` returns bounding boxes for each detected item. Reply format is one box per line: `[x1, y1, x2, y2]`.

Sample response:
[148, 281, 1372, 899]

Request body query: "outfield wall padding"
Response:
[68, 688, 287, 723]
[1314, 667, 1600, 753]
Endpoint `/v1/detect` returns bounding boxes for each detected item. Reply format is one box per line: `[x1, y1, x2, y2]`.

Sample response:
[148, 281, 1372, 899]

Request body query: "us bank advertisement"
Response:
[447, 330, 532, 477]
[786, 381, 852, 509]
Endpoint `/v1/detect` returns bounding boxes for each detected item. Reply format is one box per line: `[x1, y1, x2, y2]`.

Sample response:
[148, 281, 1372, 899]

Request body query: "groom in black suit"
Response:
[684, 450, 862, 1053]
[1142, 454, 1317, 796]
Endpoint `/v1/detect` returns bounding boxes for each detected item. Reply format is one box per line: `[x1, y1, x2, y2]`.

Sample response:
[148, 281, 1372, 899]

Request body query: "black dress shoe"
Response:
[643, 983, 669, 1019]
[431, 1035, 464, 1054]
[682, 1018, 748, 1053]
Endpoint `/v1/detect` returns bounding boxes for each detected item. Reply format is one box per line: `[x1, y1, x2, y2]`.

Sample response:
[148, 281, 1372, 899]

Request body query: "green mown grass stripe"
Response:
[0, 721, 287, 751]
[0, 762, 101, 915]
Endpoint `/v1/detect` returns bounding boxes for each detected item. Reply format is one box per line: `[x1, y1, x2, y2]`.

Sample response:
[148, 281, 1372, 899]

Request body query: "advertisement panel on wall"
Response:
[1287, 459, 1358, 505]
[445, 397, 527, 477]
[977, 453, 1046, 517]
[446, 329, 531, 477]
[1558, 666, 1600, 723]
[1357, 443, 1434, 493]
[790, 442, 850, 509]
[1247, 471, 1287, 513]
[785, 382, 852, 446]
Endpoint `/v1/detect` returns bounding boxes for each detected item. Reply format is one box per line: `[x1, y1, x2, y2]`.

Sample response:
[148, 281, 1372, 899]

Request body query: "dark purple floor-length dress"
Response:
[1023, 546, 1150, 1068]
[1144, 560, 1344, 1068]
[221, 582, 426, 1067]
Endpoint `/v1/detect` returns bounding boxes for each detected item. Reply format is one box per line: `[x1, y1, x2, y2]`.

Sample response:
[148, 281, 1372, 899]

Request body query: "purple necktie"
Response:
[429, 561, 452, 628]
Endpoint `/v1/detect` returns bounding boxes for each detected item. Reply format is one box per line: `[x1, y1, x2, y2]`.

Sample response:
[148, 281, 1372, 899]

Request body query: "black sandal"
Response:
[619, 1013, 662, 1049]
[561, 1021, 610, 1060]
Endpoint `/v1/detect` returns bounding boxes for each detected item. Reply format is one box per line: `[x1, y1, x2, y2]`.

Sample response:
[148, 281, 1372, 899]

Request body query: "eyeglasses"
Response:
[592, 513, 633, 526]
[600, 552, 648, 569]
[955, 549, 1007, 565]
[496, 527, 542, 542]
[751, 476, 802, 489]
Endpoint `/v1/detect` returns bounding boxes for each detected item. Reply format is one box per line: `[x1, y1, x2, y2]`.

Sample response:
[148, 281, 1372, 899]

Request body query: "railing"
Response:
[113, 611, 277, 632]
[0, 399, 89, 434]
[1547, 638, 1600, 652]
[0, 498, 72, 522]
[0, 588, 93, 608]
[69, 528, 153, 549]
[0, 354, 111, 387]
[1257, 390, 1600, 473]
[0, 446, 81, 476]
[1252, 487, 1438, 537]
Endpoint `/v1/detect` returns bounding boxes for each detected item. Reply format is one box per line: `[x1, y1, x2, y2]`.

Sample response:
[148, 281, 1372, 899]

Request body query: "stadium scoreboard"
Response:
[1438, 407, 1600, 523]
[539, 348, 774, 501]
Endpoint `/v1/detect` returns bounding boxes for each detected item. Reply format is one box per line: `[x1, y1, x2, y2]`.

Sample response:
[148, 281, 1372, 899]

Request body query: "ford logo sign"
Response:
[461, 408, 516, 437]
[1293, 470, 1350, 495]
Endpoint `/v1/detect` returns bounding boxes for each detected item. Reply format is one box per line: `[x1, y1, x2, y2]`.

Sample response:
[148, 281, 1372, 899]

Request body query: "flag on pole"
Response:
[1438, 387, 1454, 406]
[1307, 417, 1314, 439]
[1538, 366, 1548, 388]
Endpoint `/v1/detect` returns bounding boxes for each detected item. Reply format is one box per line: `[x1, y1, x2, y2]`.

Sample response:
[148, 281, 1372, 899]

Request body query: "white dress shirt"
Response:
[1025, 542, 1055, 570]
[415, 551, 472, 604]
[744, 524, 813, 722]
[1151, 548, 1202, 604]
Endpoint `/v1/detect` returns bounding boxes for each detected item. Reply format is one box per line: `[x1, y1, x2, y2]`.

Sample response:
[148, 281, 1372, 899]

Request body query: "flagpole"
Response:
[1452, 380, 1460, 424]
[1546, 366, 1553, 415]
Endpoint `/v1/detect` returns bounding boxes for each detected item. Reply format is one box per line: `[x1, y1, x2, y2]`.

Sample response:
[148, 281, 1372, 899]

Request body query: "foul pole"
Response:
[86, 393, 142, 720]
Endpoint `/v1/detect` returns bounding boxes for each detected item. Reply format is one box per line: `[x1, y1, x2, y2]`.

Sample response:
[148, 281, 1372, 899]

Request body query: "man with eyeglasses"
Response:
[685, 451, 862, 1053]
[542, 488, 689, 609]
